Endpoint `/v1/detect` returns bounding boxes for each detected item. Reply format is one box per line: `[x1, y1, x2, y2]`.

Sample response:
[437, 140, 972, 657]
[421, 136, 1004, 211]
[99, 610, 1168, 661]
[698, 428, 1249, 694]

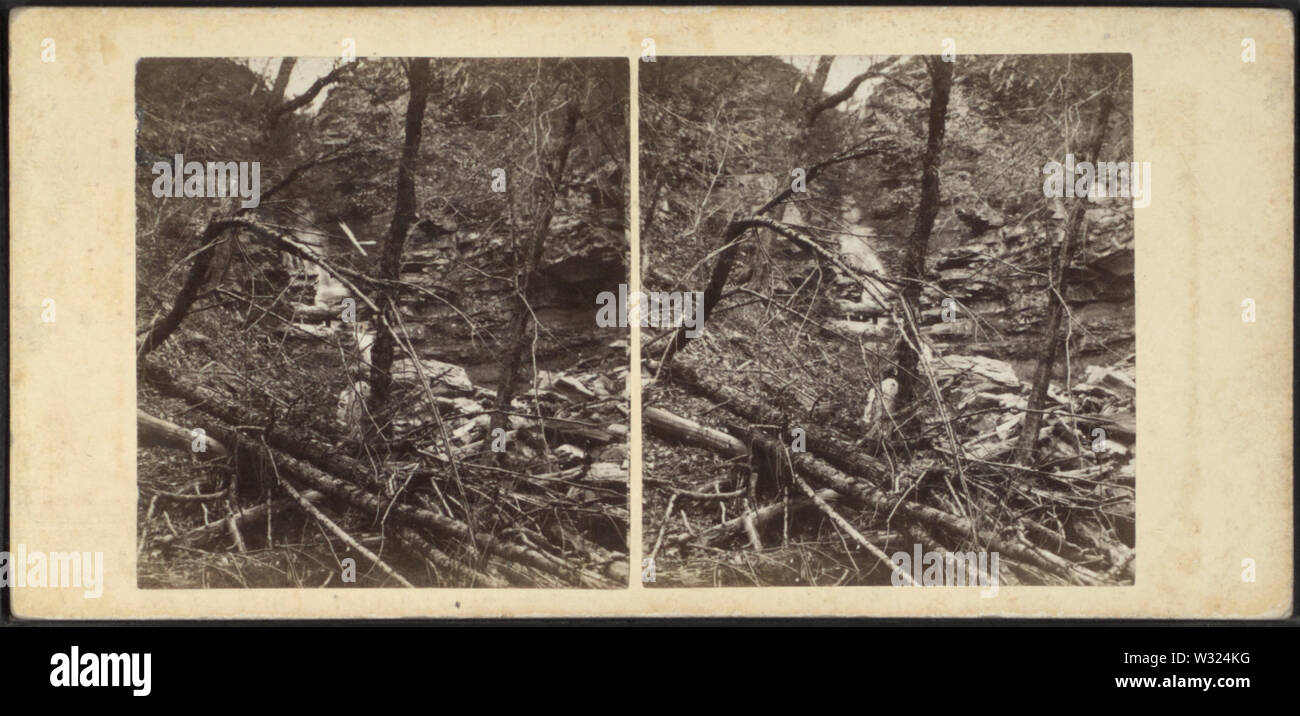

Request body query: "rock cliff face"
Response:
[275, 196, 628, 443]
[919, 201, 1135, 373]
[815, 198, 1134, 380]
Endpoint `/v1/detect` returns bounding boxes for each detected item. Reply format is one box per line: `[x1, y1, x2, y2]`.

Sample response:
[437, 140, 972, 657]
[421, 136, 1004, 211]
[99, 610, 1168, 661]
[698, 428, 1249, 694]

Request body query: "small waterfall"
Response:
[284, 228, 374, 374]
[837, 226, 893, 311]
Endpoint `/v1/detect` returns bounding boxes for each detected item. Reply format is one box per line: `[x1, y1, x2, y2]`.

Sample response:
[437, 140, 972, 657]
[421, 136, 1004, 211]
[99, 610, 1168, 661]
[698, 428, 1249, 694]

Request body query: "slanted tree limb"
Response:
[394, 528, 513, 588]
[790, 472, 915, 585]
[137, 221, 237, 360]
[268, 448, 417, 589]
[491, 101, 582, 436]
[137, 216, 382, 361]
[267, 61, 355, 124]
[138, 409, 230, 458]
[1017, 72, 1116, 464]
[183, 408, 617, 589]
[658, 139, 896, 367]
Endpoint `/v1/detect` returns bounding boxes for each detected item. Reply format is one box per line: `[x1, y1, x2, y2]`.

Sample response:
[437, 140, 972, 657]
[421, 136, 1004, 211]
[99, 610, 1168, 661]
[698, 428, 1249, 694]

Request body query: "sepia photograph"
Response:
[133, 56, 630, 588]
[8, 6, 1290, 624]
[641, 55, 1137, 587]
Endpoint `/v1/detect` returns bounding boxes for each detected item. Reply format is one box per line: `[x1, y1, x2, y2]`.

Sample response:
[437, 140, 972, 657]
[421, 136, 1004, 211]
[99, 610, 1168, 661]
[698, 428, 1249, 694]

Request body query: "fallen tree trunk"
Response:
[183, 409, 616, 588]
[649, 358, 893, 480]
[791, 472, 916, 585]
[644, 397, 1112, 587]
[746, 430, 1109, 586]
[143, 360, 619, 587]
[644, 406, 747, 456]
[141, 361, 377, 488]
[138, 409, 230, 458]
[274, 468, 416, 588]
[394, 528, 512, 588]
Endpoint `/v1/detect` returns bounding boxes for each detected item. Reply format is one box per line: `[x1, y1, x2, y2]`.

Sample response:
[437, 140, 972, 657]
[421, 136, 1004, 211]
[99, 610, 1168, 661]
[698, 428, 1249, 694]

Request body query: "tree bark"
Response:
[894, 56, 953, 408]
[267, 58, 297, 113]
[490, 102, 582, 436]
[142, 360, 618, 587]
[1017, 81, 1115, 464]
[750, 56, 838, 289]
[137, 220, 236, 359]
[137, 409, 229, 458]
[368, 58, 432, 430]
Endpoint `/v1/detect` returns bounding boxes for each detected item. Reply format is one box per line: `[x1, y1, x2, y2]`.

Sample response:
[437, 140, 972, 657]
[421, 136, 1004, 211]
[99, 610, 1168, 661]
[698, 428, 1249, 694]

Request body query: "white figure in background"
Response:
[348, 320, 374, 368]
[336, 379, 372, 443]
[861, 377, 899, 429]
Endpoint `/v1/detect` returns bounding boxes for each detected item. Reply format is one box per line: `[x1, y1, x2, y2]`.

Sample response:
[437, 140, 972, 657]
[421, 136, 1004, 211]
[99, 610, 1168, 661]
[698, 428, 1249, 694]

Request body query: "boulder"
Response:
[390, 358, 474, 394]
[933, 354, 1021, 387]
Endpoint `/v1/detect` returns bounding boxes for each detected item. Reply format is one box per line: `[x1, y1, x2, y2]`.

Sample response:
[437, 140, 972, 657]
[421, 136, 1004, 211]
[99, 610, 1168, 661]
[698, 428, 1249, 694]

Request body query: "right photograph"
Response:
[640, 55, 1136, 588]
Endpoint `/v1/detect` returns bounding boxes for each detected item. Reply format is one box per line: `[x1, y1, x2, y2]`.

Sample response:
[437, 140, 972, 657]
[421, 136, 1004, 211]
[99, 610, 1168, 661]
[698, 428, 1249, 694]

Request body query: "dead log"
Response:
[144, 361, 620, 586]
[182, 411, 616, 588]
[138, 409, 230, 458]
[649, 357, 894, 480]
[541, 422, 616, 447]
[274, 467, 416, 588]
[644, 406, 748, 456]
[394, 528, 512, 588]
[142, 361, 374, 488]
[647, 397, 1109, 585]
[750, 431, 1109, 586]
[791, 472, 916, 585]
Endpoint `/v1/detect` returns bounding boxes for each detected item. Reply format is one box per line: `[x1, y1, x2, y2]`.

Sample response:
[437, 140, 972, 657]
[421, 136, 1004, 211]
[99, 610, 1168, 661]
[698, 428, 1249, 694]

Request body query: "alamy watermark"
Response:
[1, 544, 104, 598]
[1043, 153, 1151, 209]
[151, 153, 261, 209]
[50, 647, 151, 696]
[891, 544, 1000, 598]
[596, 284, 705, 338]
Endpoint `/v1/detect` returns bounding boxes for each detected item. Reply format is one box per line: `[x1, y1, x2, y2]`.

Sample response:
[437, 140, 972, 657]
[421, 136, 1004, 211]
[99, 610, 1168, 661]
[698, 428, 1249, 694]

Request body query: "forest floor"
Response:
[642, 222, 1136, 588]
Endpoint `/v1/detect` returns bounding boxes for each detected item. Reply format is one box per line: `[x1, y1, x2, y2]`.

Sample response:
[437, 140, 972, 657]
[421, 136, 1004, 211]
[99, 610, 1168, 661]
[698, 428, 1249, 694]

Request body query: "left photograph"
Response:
[134, 57, 630, 588]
